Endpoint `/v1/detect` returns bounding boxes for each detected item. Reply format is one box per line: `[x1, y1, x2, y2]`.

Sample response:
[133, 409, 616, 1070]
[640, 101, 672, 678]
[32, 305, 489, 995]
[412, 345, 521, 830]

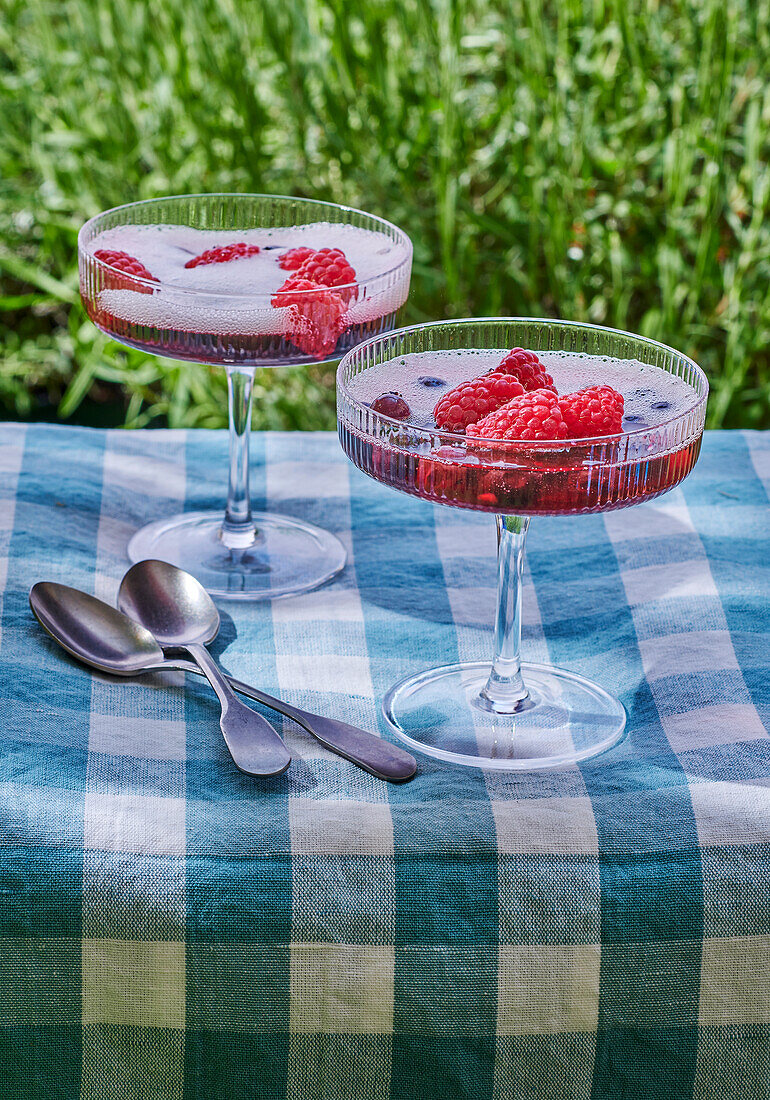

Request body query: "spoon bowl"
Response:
[116, 559, 291, 777]
[30, 583, 164, 674]
[118, 559, 219, 647]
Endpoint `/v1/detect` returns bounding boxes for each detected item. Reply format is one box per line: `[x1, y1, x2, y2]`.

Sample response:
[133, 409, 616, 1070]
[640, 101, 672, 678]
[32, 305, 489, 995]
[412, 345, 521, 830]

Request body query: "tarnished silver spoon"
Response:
[116, 560, 293, 779]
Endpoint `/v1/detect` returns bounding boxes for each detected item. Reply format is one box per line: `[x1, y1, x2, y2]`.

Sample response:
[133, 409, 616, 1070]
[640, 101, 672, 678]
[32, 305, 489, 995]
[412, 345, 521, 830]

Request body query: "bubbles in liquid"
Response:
[349, 348, 700, 432]
[87, 221, 411, 335]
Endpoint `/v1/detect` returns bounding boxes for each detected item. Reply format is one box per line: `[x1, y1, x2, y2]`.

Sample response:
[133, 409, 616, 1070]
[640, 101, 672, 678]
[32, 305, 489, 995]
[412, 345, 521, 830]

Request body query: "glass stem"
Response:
[478, 514, 531, 713]
[221, 366, 257, 550]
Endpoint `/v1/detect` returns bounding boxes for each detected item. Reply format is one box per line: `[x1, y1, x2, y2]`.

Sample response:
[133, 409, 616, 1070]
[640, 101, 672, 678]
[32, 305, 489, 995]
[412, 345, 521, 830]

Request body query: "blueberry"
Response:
[417, 375, 446, 387]
[651, 400, 671, 410]
[623, 414, 649, 429]
[371, 391, 411, 420]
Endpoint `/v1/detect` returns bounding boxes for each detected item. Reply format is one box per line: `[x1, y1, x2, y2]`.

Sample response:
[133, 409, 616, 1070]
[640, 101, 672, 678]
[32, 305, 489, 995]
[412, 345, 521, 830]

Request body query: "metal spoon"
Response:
[29, 580, 417, 782]
[118, 560, 418, 783]
[29, 581, 289, 778]
[115, 560, 291, 777]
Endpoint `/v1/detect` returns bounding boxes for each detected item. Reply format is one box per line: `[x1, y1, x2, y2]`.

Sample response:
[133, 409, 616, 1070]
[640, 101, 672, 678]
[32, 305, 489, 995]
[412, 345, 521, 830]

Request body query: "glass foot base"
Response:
[127, 510, 346, 600]
[382, 661, 625, 770]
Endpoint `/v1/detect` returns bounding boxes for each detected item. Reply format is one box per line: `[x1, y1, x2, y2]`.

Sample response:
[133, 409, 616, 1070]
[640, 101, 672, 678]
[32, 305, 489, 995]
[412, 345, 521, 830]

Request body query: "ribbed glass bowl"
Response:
[338, 318, 708, 516]
[79, 193, 412, 367]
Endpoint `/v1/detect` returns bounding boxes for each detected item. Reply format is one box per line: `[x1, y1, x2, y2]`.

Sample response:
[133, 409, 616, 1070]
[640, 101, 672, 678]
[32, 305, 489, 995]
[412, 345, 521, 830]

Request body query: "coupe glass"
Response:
[79, 194, 412, 599]
[337, 318, 708, 769]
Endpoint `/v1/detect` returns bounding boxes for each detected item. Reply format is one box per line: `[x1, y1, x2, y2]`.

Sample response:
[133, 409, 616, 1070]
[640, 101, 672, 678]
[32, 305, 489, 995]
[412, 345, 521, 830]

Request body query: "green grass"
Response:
[1, 0, 769, 429]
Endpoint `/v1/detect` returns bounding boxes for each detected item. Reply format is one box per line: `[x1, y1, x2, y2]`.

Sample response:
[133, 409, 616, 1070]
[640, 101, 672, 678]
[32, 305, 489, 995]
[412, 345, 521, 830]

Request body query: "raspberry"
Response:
[93, 249, 157, 292]
[494, 348, 556, 392]
[293, 248, 357, 303]
[184, 242, 261, 268]
[467, 389, 568, 442]
[278, 247, 317, 271]
[271, 276, 347, 358]
[433, 373, 525, 433]
[371, 392, 410, 419]
[558, 385, 624, 438]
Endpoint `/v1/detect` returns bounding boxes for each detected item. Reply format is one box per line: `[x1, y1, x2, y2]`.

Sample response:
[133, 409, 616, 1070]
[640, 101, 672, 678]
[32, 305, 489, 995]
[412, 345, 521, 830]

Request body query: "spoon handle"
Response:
[185, 643, 291, 777]
[217, 670, 416, 783]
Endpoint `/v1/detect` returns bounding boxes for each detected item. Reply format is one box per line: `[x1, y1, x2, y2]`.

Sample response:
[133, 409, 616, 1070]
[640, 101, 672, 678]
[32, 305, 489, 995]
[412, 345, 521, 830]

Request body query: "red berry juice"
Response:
[340, 349, 705, 515]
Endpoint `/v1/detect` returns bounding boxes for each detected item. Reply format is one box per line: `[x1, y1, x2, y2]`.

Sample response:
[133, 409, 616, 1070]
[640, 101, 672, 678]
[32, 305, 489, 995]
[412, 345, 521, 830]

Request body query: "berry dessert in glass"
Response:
[337, 318, 708, 769]
[79, 194, 412, 598]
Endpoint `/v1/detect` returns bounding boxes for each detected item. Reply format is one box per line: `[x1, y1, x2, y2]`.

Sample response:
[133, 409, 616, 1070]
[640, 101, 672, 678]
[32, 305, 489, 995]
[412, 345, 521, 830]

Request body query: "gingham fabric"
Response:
[0, 423, 768, 1100]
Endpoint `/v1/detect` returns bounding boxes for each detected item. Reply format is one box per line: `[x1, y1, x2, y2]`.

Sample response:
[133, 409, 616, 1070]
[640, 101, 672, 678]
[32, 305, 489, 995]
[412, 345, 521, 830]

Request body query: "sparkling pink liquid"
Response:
[82, 222, 411, 365]
[85, 302, 404, 366]
[341, 350, 704, 515]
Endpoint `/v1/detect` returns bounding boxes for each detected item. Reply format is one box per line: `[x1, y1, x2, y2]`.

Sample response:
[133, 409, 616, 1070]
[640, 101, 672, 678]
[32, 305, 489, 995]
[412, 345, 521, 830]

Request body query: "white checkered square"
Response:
[690, 782, 770, 848]
[84, 792, 186, 857]
[664, 703, 768, 751]
[492, 796, 599, 856]
[271, 587, 365, 624]
[639, 630, 739, 679]
[88, 712, 187, 762]
[276, 654, 373, 698]
[267, 460, 351, 501]
[497, 943, 601, 1035]
[82, 938, 186, 1029]
[620, 558, 719, 607]
[290, 943, 394, 1034]
[603, 490, 695, 542]
[699, 935, 770, 1026]
[102, 440, 187, 500]
[290, 797, 393, 856]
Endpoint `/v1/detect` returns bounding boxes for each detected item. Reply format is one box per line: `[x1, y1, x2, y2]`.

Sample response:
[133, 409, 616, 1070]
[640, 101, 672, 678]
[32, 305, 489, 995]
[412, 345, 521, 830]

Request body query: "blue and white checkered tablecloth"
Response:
[0, 423, 768, 1100]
